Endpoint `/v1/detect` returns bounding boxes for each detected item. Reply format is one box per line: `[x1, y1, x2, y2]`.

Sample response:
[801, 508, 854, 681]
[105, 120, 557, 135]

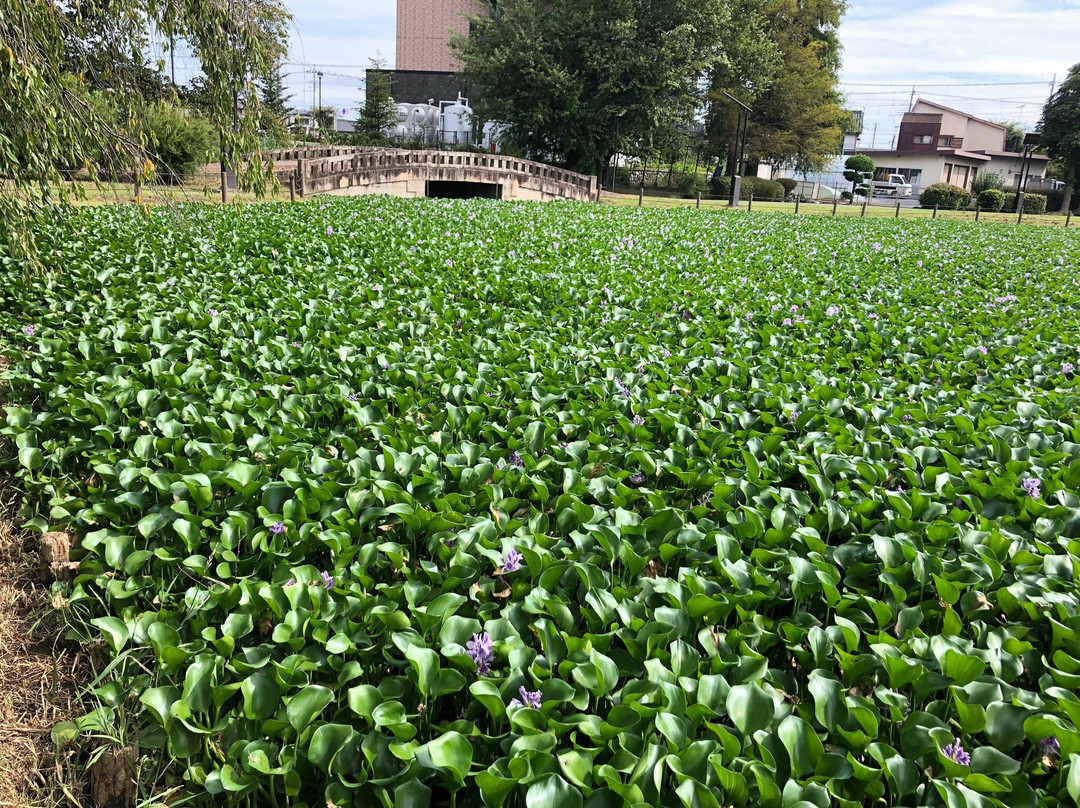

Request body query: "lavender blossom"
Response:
[509, 686, 542, 709]
[977, 346, 988, 355]
[943, 738, 971, 766]
[208, 308, 219, 317]
[630, 474, 645, 485]
[502, 548, 523, 573]
[1020, 477, 1041, 500]
[1038, 736, 1060, 759]
[166, 278, 176, 287]
[347, 393, 359, 402]
[1064, 362, 1075, 375]
[270, 522, 287, 535]
[783, 318, 793, 325]
[508, 451, 524, 468]
[22, 324, 35, 336]
[326, 226, 334, 236]
[291, 341, 302, 348]
[284, 578, 295, 586]
[466, 632, 494, 676]
[662, 350, 672, 359]
[632, 414, 644, 426]
[826, 305, 840, 316]
[321, 570, 335, 589]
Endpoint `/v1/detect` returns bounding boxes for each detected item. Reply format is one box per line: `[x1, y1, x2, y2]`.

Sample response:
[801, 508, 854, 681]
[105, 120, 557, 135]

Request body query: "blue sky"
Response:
[165, 0, 1080, 143]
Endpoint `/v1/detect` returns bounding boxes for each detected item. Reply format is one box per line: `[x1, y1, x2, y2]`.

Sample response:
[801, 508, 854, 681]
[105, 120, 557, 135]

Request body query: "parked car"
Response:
[871, 174, 914, 197]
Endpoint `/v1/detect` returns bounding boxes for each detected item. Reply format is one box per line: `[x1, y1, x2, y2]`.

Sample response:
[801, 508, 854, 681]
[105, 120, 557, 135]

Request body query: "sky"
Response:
[162, 0, 1080, 144]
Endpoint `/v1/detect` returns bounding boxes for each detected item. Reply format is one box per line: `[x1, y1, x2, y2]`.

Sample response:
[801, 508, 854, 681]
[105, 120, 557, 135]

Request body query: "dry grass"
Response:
[0, 361, 87, 807]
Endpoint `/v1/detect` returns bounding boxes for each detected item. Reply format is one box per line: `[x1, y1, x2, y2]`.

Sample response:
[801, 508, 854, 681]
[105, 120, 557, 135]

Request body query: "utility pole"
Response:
[170, 35, 176, 85]
[871, 123, 877, 150]
[909, 87, 915, 112]
[318, 71, 323, 116]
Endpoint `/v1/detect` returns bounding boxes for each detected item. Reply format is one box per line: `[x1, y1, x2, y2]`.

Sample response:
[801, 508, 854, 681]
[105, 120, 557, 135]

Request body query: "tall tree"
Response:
[455, 0, 730, 176]
[708, 0, 847, 174]
[992, 120, 1025, 153]
[0, 0, 290, 264]
[1040, 63, 1080, 213]
[258, 62, 293, 141]
[359, 57, 398, 145]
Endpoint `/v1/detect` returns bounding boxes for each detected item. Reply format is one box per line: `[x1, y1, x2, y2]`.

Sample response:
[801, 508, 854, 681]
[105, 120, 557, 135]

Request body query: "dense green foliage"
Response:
[970, 172, 1006, 197]
[137, 103, 216, 183]
[456, 0, 730, 175]
[709, 175, 786, 200]
[708, 0, 847, 174]
[976, 189, 1005, 212]
[1022, 194, 1048, 216]
[5, 199, 1080, 808]
[920, 183, 972, 211]
[1040, 63, 1080, 214]
[844, 154, 874, 198]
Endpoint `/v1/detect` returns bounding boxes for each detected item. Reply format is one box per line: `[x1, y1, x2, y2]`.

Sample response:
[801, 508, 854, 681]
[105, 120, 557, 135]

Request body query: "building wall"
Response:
[369, 69, 474, 106]
[912, 101, 1005, 152]
[397, 0, 488, 72]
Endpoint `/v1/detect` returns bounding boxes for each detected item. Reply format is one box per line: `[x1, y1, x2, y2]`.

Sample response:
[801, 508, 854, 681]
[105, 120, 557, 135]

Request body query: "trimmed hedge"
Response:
[1003, 193, 1049, 214]
[977, 189, 1005, 212]
[1045, 189, 1080, 213]
[708, 176, 786, 201]
[919, 182, 971, 210]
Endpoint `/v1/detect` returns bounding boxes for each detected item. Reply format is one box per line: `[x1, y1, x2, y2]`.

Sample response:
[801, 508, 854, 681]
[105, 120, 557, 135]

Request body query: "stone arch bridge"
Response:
[256, 146, 599, 203]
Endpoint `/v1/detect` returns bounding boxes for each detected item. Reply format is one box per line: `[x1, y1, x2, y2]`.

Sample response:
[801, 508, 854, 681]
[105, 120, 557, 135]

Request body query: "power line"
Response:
[840, 80, 1052, 88]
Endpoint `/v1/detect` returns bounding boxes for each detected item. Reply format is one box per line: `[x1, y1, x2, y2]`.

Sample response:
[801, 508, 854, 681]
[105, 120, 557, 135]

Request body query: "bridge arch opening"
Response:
[425, 180, 503, 200]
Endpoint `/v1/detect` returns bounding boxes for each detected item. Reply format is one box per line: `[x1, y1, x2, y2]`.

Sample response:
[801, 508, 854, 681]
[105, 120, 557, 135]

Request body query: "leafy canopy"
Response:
[455, 0, 730, 175]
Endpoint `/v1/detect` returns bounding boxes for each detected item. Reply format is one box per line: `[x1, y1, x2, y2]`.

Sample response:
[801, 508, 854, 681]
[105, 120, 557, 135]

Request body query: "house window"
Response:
[914, 135, 933, 144]
[899, 168, 922, 187]
[938, 136, 953, 147]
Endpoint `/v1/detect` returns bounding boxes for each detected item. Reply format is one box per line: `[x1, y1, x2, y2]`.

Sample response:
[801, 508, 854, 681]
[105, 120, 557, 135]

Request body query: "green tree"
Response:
[455, 0, 730, 176]
[258, 63, 293, 142]
[844, 153, 874, 197]
[0, 0, 289, 264]
[359, 58, 398, 144]
[708, 0, 847, 174]
[1040, 63, 1080, 213]
[992, 120, 1025, 153]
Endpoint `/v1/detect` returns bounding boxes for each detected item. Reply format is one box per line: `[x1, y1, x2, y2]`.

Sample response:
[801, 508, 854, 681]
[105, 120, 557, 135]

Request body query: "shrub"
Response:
[1024, 193, 1047, 215]
[844, 154, 874, 197]
[970, 171, 1006, 196]
[139, 104, 215, 183]
[919, 182, 971, 210]
[678, 174, 709, 198]
[709, 174, 731, 197]
[977, 189, 1005, 212]
[777, 177, 798, 198]
[840, 190, 853, 202]
[743, 177, 785, 201]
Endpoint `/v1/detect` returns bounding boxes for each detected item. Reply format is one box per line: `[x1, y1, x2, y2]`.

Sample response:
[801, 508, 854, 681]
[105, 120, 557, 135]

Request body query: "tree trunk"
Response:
[1062, 160, 1076, 216]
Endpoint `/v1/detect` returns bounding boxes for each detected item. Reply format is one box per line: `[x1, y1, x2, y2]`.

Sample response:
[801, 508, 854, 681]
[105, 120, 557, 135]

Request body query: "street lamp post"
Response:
[1015, 131, 1041, 213]
[722, 92, 752, 207]
[611, 109, 627, 193]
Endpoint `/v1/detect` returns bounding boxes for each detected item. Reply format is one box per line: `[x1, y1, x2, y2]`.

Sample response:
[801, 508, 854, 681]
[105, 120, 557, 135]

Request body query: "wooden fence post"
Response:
[932, 204, 938, 219]
[895, 200, 901, 218]
[1018, 204, 1024, 225]
[861, 196, 867, 217]
[748, 193, 753, 212]
[795, 196, 801, 215]
[832, 196, 838, 216]
[297, 158, 305, 198]
[638, 186, 644, 208]
[1067, 208, 1073, 228]
[289, 175, 296, 202]
[220, 165, 227, 204]
[975, 205, 980, 222]
[696, 192, 701, 209]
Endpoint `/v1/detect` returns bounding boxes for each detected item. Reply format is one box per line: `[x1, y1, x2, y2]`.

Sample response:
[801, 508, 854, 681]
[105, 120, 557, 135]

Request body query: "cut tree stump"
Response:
[39, 532, 78, 582]
[90, 746, 137, 808]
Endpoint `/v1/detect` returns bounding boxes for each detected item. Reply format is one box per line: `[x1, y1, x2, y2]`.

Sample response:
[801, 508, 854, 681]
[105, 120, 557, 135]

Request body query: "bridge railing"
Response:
[294, 148, 597, 197]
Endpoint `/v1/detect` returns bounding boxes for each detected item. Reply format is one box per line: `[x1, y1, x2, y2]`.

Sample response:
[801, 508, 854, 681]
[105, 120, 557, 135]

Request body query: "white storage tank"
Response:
[440, 94, 473, 146]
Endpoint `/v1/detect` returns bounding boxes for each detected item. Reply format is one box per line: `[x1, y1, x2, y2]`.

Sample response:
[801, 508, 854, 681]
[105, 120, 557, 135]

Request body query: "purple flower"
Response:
[321, 570, 335, 589]
[347, 393, 359, 402]
[270, 522, 287, 535]
[782, 317, 793, 325]
[615, 378, 631, 397]
[466, 632, 494, 676]
[790, 305, 799, 313]
[826, 305, 840, 316]
[291, 341, 302, 348]
[662, 350, 672, 359]
[166, 278, 176, 287]
[208, 308, 219, 317]
[789, 410, 800, 424]
[1064, 363, 1075, 375]
[681, 309, 692, 321]
[508, 451, 524, 469]
[943, 738, 971, 766]
[509, 686, 542, 709]
[381, 361, 390, 370]
[872, 242, 882, 251]
[502, 548, 523, 573]
[630, 474, 645, 484]
[284, 578, 295, 586]
[1020, 477, 1041, 500]
[902, 414, 913, 422]
[326, 226, 334, 236]
[632, 414, 644, 426]
[1038, 736, 1060, 759]
[22, 324, 35, 336]
[977, 346, 988, 355]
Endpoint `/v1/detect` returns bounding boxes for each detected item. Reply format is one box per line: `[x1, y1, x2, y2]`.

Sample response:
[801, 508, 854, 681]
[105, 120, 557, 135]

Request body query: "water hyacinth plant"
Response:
[2, 197, 1080, 807]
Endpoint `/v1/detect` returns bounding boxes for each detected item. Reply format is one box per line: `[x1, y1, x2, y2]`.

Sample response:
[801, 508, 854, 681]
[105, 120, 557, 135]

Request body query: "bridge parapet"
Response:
[257, 147, 599, 203]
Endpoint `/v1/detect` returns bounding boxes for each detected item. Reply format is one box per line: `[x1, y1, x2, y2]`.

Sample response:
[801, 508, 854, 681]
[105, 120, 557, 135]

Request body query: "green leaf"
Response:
[286, 686, 334, 732]
[726, 683, 774, 735]
[414, 731, 473, 786]
[526, 774, 583, 808]
[778, 715, 825, 778]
